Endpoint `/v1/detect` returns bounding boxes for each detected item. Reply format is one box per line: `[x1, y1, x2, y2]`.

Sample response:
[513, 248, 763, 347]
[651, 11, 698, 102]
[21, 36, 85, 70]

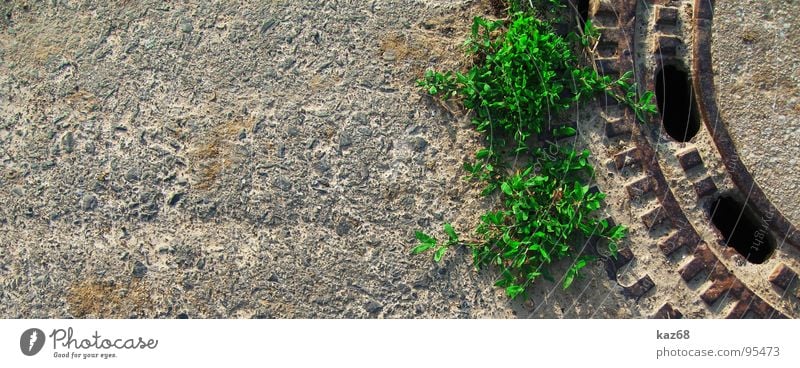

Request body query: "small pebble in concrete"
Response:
[364, 301, 383, 314]
[409, 137, 428, 152]
[132, 261, 148, 278]
[80, 194, 97, 211]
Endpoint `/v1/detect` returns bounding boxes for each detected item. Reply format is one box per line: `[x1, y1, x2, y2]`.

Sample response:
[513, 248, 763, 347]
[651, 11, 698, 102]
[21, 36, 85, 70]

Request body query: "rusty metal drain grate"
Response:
[575, 0, 800, 318]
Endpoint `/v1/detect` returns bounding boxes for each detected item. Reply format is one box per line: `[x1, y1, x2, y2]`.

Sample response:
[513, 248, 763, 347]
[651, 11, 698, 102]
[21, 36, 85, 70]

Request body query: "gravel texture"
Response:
[0, 1, 636, 318]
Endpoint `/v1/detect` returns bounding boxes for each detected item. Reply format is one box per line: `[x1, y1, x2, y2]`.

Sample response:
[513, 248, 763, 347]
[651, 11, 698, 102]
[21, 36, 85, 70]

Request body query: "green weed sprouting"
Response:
[413, 146, 627, 298]
[412, 6, 645, 300]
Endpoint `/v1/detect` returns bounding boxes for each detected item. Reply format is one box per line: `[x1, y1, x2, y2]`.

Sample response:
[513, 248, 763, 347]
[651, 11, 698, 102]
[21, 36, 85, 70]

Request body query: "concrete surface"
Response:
[0, 0, 636, 318]
[711, 0, 800, 228]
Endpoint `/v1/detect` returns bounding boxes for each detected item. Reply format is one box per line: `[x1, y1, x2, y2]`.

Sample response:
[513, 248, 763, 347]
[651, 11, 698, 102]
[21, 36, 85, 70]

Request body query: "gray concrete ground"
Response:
[0, 1, 636, 318]
[711, 0, 800, 227]
[2, 0, 796, 320]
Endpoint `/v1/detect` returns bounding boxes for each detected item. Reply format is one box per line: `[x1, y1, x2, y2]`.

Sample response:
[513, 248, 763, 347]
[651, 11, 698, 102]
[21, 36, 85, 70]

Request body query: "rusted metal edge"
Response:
[631, 121, 701, 244]
[691, 0, 800, 250]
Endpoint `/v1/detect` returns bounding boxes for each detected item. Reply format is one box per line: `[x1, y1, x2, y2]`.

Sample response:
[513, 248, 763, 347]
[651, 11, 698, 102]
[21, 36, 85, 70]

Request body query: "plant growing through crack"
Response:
[411, 2, 643, 299]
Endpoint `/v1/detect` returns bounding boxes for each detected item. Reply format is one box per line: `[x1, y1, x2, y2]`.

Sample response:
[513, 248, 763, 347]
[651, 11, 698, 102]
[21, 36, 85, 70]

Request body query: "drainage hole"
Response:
[655, 65, 701, 142]
[709, 196, 775, 264]
[576, 0, 589, 30]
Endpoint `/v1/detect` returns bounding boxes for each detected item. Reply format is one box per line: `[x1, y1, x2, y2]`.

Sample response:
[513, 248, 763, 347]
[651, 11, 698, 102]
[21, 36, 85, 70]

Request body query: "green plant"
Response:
[412, 6, 636, 300]
[609, 71, 658, 123]
[417, 145, 627, 298]
[572, 18, 658, 123]
[411, 223, 459, 262]
[419, 13, 607, 152]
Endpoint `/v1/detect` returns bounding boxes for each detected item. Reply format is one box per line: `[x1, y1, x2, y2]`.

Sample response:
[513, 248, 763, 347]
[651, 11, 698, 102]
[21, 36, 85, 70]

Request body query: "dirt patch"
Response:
[189, 115, 256, 190]
[489, 0, 509, 18]
[66, 279, 155, 318]
[379, 1, 504, 78]
[379, 29, 466, 79]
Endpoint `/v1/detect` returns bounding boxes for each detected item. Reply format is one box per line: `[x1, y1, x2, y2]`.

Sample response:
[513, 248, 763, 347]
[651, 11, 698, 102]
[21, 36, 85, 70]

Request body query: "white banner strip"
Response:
[0, 319, 796, 367]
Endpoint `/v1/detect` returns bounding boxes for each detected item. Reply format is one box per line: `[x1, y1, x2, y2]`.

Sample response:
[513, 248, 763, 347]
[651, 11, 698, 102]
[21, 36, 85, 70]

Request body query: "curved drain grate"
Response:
[709, 196, 776, 264]
[582, 0, 797, 318]
[655, 65, 700, 142]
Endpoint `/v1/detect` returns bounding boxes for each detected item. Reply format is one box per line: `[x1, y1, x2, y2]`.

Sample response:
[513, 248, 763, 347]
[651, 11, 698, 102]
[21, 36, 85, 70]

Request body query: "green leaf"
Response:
[472, 247, 481, 269]
[501, 182, 513, 196]
[443, 223, 458, 242]
[411, 242, 434, 255]
[562, 272, 575, 289]
[539, 246, 551, 263]
[415, 231, 435, 244]
[512, 254, 526, 268]
[574, 256, 592, 270]
[608, 241, 619, 258]
[501, 230, 511, 244]
[572, 183, 589, 200]
[482, 181, 498, 196]
[494, 269, 513, 288]
[475, 148, 491, 159]
[433, 246, 447, 262]
[529, 175, 548, 186]
[491, 211, 504, 225]
[506, 284, 525, 299]
[462, 162, 475, 173]
[502, 247, 518, 259]
[553, 126, 577, 138]
[608, 225, 627, 240]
